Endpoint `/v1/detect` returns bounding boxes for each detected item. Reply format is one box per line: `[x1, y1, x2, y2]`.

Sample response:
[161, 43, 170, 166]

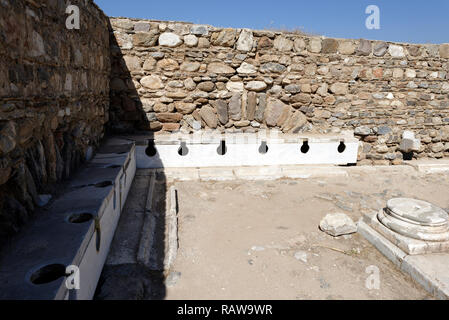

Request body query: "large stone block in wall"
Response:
[356, 39, 372, 55]
[388, 45, 405, 58]
[236, 29, 254, 52]
[140, 75, 164, 89]
[322, 38, 338, 54]
[308, 38, 322, 53]
[199, 106, 218, 128]
[133, 30, 159, 47]
[208, 63, 235, 74]
[211, 29, 238, 47]
[228, 93, 242, 121]
[274, 36, 293, 52]
[156, 113, 183, 123]
[211, 100, 228, 125]
[338, 40, 356, 55]
[265, 98, 286, 127]
[158, 32, 182, 47]
[439, 44, 449, 59]
[123, 56, 142, 71]
[174, 102, 197, 114]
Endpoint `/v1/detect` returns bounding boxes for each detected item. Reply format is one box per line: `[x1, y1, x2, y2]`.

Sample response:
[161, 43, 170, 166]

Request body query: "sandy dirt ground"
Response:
[165, 168, 449, 300]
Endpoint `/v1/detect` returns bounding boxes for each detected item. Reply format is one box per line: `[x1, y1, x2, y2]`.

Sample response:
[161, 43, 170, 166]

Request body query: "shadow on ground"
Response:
[94, 21, 168, 300]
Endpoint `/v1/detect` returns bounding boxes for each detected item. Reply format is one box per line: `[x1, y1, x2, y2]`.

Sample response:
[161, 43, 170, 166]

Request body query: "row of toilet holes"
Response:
[145, 140, 347, 157]
[29, 179, 118, 285]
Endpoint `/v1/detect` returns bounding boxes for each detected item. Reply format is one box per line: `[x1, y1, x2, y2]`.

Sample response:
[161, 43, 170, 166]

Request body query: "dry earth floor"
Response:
[165, 167, 449, 299]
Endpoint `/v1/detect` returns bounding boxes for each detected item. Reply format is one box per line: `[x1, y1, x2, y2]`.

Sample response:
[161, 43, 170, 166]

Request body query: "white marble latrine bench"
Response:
[0, 138, 136, 300]
[132, 132, 359, 169]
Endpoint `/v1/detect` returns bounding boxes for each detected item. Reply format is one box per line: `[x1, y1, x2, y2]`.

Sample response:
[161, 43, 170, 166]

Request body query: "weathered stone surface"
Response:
[373, 42, 389, 57]
[258, 36, 273, 49]
[211, 99, 228, 124]
[355, 126, 372, 136]
[211, 29, 238, 47]
[197, 81, 215, 92]
[320, 213, 357, 237]
[431, 142, 445, 153]
[198, 37, 210, 48]
[237, 62, 257, 74]
[157, 58, 179, 71]
[293, 38, 306, 52]
[322, 38, 338, 54]
[338, 40, 355, 55]
[112, 19, 134, 30]
[246, 92, 257, 121]
[407, 46, 420, 56]
[330, 83, 348, 95]
[356, 39, 372, 55]
[285, 84, 301, 94]
[183, 34, 198, 47]
[134, 22, 150, 32]
[274, 36, 293, 52]
[190, 25, 209, 36]
[140, 75, 164, 89]
[208, 62, 235, 74]
[254, 93, 267, 122]
[180, 61, 200, 72]
[260, 62, 286, 73]
[115, 32, 133, 49]
[283, 111, 307, 133]
[226, 81, 244, 92]
[234, 120, 250, 127]
[156, 112, 183, 123]
[199, 106, 218, 128]
[245, 81, 267, 92]
[184, 78, 196, 90]
[265, 98, 286, 127]
[237, 29, 254, 52]
[439, 44, 449, 59]
[291, 93, 311, 104]
[399, 131, 421, 153]
[228, 93, 242, 121]
[377, 126, 392, 135]
[174, 102, 197, 114]
[123, 55, 141, 71]
[162, 123, 181, 131]
[133, 30, 159, 46]
[308, 38, 322, 53]
[158, 32, 182, 47]
[389, 45, 405, 58]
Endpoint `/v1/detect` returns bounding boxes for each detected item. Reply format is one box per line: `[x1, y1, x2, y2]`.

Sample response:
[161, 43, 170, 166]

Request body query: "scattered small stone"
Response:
[319, 213, 358, 237]
[319, 278, 330, 289]
[294, 251, 308, 263]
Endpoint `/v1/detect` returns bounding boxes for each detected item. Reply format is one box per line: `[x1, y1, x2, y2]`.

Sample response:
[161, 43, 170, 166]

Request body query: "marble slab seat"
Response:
[0, 139, 136, 300]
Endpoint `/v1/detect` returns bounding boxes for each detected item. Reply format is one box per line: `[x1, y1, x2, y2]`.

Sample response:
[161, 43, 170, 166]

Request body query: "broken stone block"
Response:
[319, 213, 357, 237]
[399, 131, 421, 153]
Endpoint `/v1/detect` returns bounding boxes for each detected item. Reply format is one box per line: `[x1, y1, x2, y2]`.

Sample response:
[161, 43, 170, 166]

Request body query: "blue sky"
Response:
[94, 0, 449, 44]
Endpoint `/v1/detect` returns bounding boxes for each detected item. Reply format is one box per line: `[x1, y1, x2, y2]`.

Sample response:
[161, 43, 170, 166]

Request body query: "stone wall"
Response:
[0, 0, 110, 244]
[109, 18, 449, 165]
